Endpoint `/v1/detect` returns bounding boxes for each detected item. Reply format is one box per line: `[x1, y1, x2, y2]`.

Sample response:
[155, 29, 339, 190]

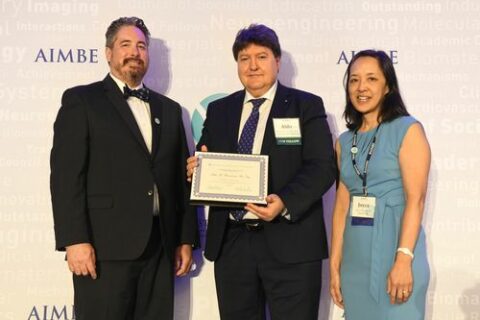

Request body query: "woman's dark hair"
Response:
[232, 24, 281, 61]
[343, 49, 409, 130]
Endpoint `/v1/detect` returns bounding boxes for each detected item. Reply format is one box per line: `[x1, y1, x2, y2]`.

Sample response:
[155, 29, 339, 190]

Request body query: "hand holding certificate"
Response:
[190, 152, 268, 207]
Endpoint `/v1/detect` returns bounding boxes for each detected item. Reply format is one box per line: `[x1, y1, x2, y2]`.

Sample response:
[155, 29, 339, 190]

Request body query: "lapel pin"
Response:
[154, 118, 160, 125]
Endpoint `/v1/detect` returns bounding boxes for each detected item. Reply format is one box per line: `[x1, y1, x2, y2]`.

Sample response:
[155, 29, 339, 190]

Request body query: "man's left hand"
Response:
[245, 194, 285, 222]
[175, 244, 193, 276]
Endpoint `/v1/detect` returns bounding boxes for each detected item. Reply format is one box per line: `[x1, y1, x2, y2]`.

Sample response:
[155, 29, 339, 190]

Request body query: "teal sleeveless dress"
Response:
[338, 116, 429, 320]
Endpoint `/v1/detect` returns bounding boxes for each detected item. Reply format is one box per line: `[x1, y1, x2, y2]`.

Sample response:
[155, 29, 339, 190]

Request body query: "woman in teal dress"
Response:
[330, 50, 430, 320]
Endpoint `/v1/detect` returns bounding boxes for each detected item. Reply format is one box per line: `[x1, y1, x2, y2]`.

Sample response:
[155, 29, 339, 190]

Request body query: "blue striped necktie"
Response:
[232, 98, 266, 221]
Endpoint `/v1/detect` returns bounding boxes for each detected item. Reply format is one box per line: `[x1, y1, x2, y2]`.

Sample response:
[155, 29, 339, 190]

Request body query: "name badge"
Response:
[350, 195, 376, 226]
[273, 118, 302, 145]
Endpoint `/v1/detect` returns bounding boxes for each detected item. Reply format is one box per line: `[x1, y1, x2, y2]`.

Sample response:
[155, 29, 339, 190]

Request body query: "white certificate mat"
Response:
[190, 152, 268, 206]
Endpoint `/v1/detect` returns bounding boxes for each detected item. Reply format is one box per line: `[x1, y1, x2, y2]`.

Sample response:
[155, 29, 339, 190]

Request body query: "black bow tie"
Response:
[123, 86, 150, 102]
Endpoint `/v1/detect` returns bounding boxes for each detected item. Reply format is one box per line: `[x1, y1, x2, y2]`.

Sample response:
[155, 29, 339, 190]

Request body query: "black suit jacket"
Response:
[50, 75, 198, 261]
[199, 83, 336, 263]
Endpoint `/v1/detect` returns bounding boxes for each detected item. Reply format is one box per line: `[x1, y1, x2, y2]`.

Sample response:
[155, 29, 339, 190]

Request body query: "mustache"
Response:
[123, 58, 144, 66]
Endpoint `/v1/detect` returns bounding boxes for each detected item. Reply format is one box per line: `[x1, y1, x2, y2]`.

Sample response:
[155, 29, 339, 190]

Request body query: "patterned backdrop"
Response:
[0, 1, 479, 319]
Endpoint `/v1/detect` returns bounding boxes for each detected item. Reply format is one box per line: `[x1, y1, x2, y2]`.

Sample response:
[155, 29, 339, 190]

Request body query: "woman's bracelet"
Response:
[396, 247, 414, 259]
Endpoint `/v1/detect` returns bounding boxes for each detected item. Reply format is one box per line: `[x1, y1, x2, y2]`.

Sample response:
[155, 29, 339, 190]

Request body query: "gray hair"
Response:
[105, 17, 150, 48]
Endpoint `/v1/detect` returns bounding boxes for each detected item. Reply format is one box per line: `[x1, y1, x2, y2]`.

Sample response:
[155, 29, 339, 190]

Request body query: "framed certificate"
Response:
[190, 152, 268, 207]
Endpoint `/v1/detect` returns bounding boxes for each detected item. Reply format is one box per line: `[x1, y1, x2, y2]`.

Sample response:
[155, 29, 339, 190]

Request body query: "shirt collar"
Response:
[244, 81, 278, 105]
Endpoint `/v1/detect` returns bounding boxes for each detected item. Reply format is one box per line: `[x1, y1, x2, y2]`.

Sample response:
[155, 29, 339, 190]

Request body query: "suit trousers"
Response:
[214, 221, 323, 320]
[73, 217, 174, 320]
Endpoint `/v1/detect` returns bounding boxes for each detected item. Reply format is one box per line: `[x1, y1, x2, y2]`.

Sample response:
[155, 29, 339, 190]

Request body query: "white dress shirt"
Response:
[235, 82, 277, 220]
[110, 74, 159, 215]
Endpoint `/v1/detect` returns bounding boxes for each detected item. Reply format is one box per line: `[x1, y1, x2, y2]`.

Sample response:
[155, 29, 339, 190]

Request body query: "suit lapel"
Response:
[148, 91, 163, 159]
[103, 75, 151, 158]
[261, 83, 291, 155]
[226, 91, 245, 153]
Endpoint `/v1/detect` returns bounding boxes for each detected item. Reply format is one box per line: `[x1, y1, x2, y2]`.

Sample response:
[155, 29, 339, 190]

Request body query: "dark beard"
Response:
[123, 59, 146, 84]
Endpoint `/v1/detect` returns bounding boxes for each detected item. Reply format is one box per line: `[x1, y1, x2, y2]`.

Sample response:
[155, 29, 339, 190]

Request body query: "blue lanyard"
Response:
[351, 124, 382, 196]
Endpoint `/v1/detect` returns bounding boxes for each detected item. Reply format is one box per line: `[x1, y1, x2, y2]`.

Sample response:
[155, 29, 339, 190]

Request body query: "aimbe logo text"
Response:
[28, 305, 75, 320]
[34, 48, 98, 63]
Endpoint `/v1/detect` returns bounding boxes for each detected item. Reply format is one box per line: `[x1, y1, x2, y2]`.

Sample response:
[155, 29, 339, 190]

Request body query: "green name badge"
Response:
[273, 118, 302, 145]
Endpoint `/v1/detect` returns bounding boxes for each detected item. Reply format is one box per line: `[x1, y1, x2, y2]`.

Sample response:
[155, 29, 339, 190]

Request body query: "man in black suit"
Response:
[50, 17, 198, 320]
[187, 24, 336, 319]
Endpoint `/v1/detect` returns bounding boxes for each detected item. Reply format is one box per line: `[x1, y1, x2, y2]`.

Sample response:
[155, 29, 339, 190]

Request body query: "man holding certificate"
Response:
[187, 24, 336, 320]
